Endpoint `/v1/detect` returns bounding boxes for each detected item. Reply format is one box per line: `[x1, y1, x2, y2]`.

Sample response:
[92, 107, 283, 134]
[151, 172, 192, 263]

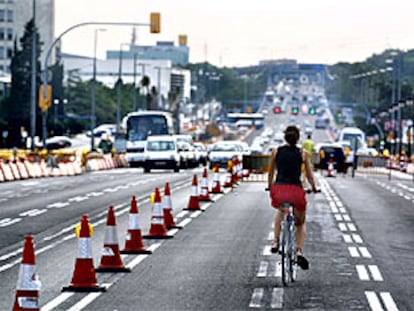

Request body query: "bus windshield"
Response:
[126, 114, 170, 141]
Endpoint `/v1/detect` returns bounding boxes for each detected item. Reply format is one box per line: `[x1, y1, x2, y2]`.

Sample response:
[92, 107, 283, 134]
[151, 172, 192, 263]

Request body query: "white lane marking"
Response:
[352, 234, 363, 244]
[47, 202, 70, 209]
[201, 203, 211, 211]
[176, 218, 192, 227]
[0, 198, 7, 203]
[103, 188, 117, 193]
[343, 234, 352, 243]
[356, 265, 370, 281]
[334, 214, 343, 221]
[44, 225, 76, 241]
[404, 195, 410, 200]
[19, 209, 47, 217]
[41, 292, 74, 311]
[168, 228, 179, 236]
[0, 247, 22, 261]
[380, 292, 399, 311]
[66, 283, 112, 311]
[274, 261, 282, 277]
[336, 201, 344, 207]
[365, 291, 384, 311]
[330, 206, 339, 213]
[257, 261, 268, 277]
[347, 223, 357, 232]
[339, 207, 346, 213]
[189, 211, 202, 218]
[359, 247, 372, 258]
[271, 288, 284, 309]
[268, 231, 274, 241]
[126, 242, 161, 269]
[338, 223, 348, 231]
[368, 265, 383, 282]
[87, 192, 104, 197]
[262, 245, 272, 256]
[348, 247, 360, 257]
[0, 218, 22, 227]
[68, 196, 88, 202]
[249, 288, 264, 308]
[176, 211, 188, 218]
[343, 214, 351, 221]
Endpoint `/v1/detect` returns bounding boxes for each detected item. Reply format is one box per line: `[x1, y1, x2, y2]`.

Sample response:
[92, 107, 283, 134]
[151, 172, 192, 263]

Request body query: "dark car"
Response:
[314, 143, 346, 173]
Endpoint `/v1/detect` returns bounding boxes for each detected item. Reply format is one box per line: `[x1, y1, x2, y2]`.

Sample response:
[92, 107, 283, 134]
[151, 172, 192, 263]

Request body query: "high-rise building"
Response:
[0, 0, 54, 75]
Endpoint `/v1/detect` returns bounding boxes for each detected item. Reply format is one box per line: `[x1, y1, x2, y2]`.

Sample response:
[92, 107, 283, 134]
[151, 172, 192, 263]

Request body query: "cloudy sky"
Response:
[55, 0, 414, 67]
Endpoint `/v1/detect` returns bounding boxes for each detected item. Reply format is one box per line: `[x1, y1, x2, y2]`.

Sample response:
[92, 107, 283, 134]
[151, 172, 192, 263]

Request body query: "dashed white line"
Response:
[380, 292, 399, 311]
[365, 291, 384, 311]
[257, 261, 268, 277]
[42, 292, 74, 311]
[66, 283, 111, 311]
[352, 234, 363, 244]
[347, 223, 357, 232]
[359, 247, 372, 258]
[356, 265, 370, 280]
[348, 247, 360, 257]
[0, 218, 22, 227]
[47, 202, 70, 209]
[271, 288, 284, 309]
[343, 234, 353, 243]
[249, 288, 264, 308]
[338, 223, 348, 231]
[368, 265, 383, 281]
[176, 218, 192, 227]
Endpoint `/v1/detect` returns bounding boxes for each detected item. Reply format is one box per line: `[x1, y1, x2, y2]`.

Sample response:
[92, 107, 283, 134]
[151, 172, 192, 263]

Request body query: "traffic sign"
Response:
[38, 85, 52, 112]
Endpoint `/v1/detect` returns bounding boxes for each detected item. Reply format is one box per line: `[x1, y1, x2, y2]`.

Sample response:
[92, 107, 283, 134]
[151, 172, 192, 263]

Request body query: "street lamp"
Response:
[91, 28, 106, 151]
[116, 42, 130, 133]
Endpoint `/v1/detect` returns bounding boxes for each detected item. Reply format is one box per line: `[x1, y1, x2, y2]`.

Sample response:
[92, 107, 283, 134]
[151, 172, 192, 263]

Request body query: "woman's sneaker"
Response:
[297, 254, 309, 270]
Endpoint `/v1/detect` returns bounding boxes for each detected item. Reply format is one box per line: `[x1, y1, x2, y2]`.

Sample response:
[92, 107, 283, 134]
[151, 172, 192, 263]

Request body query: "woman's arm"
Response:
[267, 149, 277, 189]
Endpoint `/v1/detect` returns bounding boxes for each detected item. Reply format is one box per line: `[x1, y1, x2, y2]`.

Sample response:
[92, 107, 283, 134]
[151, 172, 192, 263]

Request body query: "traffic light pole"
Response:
[41, 20, 155, 149]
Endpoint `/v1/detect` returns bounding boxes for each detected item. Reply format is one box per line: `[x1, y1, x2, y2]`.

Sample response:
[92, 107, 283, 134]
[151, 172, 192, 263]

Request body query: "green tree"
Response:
[3, 19, 42, 147]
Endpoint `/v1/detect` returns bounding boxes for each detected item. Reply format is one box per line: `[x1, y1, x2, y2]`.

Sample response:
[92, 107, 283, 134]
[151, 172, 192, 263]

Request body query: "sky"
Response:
[54, 0, 414, 67]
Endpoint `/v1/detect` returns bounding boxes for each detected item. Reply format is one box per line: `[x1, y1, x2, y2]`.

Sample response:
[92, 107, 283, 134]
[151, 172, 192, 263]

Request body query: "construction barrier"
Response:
[242, 155, 271, 182]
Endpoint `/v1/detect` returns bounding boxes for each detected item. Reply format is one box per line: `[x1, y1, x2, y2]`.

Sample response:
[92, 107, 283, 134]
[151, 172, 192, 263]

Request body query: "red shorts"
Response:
[270, 184, 307, 211]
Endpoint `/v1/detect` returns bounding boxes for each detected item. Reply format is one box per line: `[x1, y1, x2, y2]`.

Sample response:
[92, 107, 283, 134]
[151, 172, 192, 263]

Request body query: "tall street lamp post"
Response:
[116, 43, 129, 133]
[91, 28, 106, 151]
[30, 0, 36, 150]
[406, 97, 414, 159]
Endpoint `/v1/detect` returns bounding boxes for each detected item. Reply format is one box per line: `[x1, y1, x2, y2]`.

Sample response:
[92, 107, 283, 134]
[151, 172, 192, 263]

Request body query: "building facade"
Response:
[0, 0, 54, 75]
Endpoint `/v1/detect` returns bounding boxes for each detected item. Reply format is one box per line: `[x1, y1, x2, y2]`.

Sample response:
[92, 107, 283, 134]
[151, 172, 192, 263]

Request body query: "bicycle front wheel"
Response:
[281, 236, 290, 286]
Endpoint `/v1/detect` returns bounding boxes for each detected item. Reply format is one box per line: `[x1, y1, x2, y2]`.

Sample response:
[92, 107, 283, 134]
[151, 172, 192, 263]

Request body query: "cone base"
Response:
[62, 285, 106, 292]
[95, 266, 131, 273]
[166, 225, 183, 230]
[210, 190, 224, 194]
[143, 234, 173, 239]
[199, 197, 214, 202]
[183, 207, 204, 212]
[120, 249, 152, 255]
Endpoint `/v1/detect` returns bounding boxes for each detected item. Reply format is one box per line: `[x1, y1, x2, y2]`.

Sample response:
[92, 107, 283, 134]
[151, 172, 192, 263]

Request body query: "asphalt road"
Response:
[0, 112, 412, 310]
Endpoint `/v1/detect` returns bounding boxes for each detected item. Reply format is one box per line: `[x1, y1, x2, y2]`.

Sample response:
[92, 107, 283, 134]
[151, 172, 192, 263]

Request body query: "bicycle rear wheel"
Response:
[289, 247, 297, 282]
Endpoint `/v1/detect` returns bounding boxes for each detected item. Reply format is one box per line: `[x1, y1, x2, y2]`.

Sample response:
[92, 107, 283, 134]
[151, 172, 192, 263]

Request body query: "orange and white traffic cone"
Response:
[144, 188, 173, 239]
[327, 158, 335, 177]
[96, 205, 131, 273]
[210, 164, 223, 194]
[199, 168, 213, 202]
[121, 196, 152, 254]
[13, 235, 41, 311]
[184, 174, 201, 211]
[62, 214, 106, 292]
[163, 182, 181, 229]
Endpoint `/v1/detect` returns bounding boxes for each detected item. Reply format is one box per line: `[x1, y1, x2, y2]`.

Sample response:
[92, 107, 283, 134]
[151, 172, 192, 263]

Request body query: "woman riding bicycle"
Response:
[268, 125, 317, 270]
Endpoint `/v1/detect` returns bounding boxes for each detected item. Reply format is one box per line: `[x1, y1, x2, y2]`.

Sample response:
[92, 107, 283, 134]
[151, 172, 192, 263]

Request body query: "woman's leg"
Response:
[294, 210, 306, 254]
[272, 209, 282, 250]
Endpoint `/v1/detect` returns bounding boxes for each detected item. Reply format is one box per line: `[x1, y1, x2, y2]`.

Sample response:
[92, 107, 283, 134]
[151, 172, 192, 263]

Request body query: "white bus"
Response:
[123, 111, 176, 167]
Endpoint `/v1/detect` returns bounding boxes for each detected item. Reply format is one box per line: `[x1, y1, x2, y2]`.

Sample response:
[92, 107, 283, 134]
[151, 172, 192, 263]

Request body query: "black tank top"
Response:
[275, 145, 303, 187]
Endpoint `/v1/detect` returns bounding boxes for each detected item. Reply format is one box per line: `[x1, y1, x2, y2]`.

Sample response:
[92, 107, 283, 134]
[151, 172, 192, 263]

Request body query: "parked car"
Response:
[193, 142, 208, 166]
[37, 136, 72, 150]
[143, 135, 181, 173]
[87, 124, 117, 137]
[208, 141, 243, 169]
[177, 141, 198, 168]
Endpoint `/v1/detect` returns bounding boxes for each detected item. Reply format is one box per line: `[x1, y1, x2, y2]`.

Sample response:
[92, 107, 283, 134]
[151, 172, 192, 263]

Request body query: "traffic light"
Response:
[309, 107, 315, 115]
[291, 106, 299, 115]
[38, 84, 52, 112]
[273, 106, 281, 114]
[150, 12, 161, 33]
[336, 109, 343, 118]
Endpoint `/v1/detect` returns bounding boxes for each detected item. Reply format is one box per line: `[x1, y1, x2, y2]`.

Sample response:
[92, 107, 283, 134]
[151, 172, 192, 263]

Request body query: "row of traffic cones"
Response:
[12, 169, 228, 309]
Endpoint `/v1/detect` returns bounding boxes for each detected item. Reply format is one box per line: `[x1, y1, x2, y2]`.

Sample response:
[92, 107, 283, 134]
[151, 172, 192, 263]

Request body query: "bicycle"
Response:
[266, 187, 320, 286]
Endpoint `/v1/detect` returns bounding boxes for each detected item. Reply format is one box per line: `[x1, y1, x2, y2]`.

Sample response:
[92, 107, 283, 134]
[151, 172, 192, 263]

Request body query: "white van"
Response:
[143, 135, 182, 173]
[338, 127, 366, 147]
